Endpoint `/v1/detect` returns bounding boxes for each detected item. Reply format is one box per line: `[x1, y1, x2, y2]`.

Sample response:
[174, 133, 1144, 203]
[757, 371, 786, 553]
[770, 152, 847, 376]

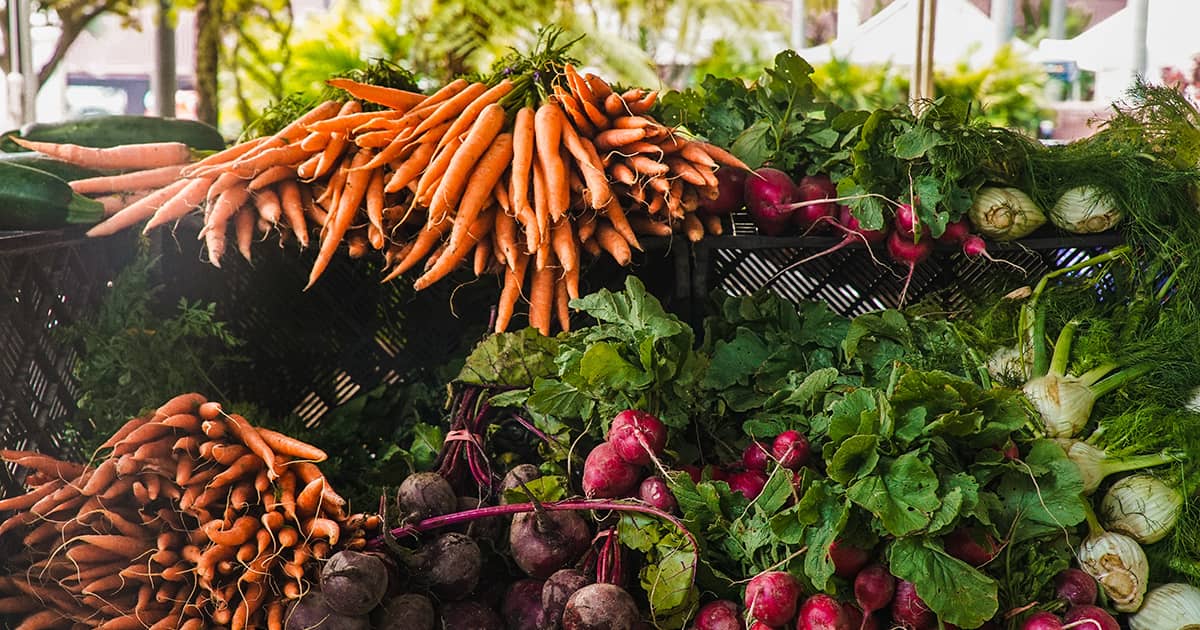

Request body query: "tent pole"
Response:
[1129, 0, 1148, 80]
[924, 0, 937, 100]
[152, 0, 177, 117]
[911, 0, 926, 106]
[791, 0, 806, 50]
[7, 0, 35, 123]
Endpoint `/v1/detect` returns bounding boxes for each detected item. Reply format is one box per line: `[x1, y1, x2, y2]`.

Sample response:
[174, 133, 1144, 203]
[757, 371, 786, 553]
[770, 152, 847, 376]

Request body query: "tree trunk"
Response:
[195, 0, 222, 126]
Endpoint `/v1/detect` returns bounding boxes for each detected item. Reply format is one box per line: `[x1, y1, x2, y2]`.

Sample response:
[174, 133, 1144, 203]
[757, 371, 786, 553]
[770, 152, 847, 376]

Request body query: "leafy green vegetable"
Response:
[888, 537, 999, 627]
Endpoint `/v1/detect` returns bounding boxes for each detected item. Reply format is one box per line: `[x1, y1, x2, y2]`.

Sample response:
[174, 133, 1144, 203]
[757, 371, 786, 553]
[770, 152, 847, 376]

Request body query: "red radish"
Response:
[1062, 605, 1118, 630]
[837, 206, 888, 244]
[742, 442, 770, 472]
[852, 564, 894, 621]
[744, 571, 803, 627]
[1053, 569, 1098, 606]
[772, 431, 810, 470]
[999, 439, 1020, 460]
[942, 527, 999, 566]
[1022, 612, 1063, 630]
[693, 599, 744, 630]
[727, 470, 768, 500]
[890, 580, 934, 630]
[797, 594, 851, 629]
[638, 476, 677, 513]
[792, 174, 838, 230]
[886, 230, 933, 307]
[829, 541, 871, 579]
[937, 218, 971, 244]
[894, 203, 919, 238]
[707, 465, 730, 482]
[749, 623, 775, 630]
[608, 410, 667, 466]
[582, 443, 641, 499]
[744, 167, 797, 236]
[702, 167, 749, 215]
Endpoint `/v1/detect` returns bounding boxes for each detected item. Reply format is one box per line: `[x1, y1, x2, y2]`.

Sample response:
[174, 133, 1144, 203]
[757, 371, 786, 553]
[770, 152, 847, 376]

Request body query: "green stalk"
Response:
[1048, 320, 1079, 377]
[1091, 363, 1154, 397]
[1103, 449, 1186, 479]
[1155, 261, 1186, 301]
[1078, 362, 1118, 387]
[1030, 246, 1131, 301]
[1031, 304, 1049, 378]
[1083, 501, 1104, 537]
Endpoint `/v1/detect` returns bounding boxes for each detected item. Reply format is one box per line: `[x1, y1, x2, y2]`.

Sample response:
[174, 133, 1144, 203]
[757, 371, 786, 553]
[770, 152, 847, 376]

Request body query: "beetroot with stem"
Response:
[562, 583, 640, 630]
[607, 410, 667, 466]
[285, 591, 370, 630]
[500, 464, 543, 500]
[853, 564, 895, 622]
[890, 580, 935, 630]
[1062, 605, 1118, 630]
[793, 174, 838, 230]
[829, 541, 871, 579]
[886, 231, 933, 307]
[592, 528, 627, 586]
[702, 167, 749, 215]
[582, 442, 642, 499]
[797, 593, 852, 629]
[1053, 568, 1098, 606]
[727, 470, 768, 500]
[693, 599, 744, 630]
[638, 476, 677, 512]
[1021, 612, 1063, 630]
[744, 167, 797, 236]
[744, 571, 803, 627]
[434, 385, 501, 493]
[396, 472, 457, 522]
[772, 431, 810, 470]
[509, 509, 592, 579]
[504, 578, 547, 630]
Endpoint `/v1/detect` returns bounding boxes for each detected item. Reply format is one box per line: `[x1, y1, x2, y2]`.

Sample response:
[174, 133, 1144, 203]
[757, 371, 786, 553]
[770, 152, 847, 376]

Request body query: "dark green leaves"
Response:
[848, 452, 941, 536]
[888, 538, 999, 627]
[995, 440, 1087, 542]
[457, 328, 558, 386]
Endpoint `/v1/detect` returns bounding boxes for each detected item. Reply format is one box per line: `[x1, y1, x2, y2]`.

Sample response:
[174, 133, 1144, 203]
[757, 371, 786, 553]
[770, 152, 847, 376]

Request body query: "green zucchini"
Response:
[1, 115, 226, 152]
[0, 152, 103, 181]
[0, 162, 105, 230]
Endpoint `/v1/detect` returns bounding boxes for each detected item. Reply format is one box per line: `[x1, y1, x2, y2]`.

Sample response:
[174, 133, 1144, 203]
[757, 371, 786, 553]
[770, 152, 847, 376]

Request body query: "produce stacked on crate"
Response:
[19, 34, 742, 337]
[0, 392, 376, 629]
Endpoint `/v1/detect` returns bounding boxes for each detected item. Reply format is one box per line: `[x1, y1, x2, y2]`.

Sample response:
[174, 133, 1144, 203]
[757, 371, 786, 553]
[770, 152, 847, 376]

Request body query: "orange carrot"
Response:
[531, 160, 549, 253]
[626, 90, 659, 115]
[682, 212, 704, 242]
[473, 239, 492, 276]
[528, 262, 555, 336]
[434, 79, 514, 152]
[555, 275, 571, 333]
[697, 141, 751, 170]
[246, 164, 295, 191]
[305, 109, 401, 135]
[595, 127, 647, 151]
[181, 137, 264, 177]
[601, 196, 642, 251]
[595, 222, 633, 266]
[1, 451, 85, 479]
[70, 163, 186, 195]
[426, 103, 507, 226]
[551, 218, 579, 274]
[326, 78, 425, 110]
[411, 82, 489, 139]
[254, 187, 283, 226]
[365, 167, 385, 240]
[626, 154, 670, 177]
[680, 141, 718, 168]
[229, 143, 312, 178]
[235, 206, 256, 261]
[306, 148, 374, 289]
[383, 140, 435, 193]
[255, 427, 327, 462]
[494, 209, 520, 270]
[234, 100, 341, 163]
[0, 481, 57, 512]
[413, 207, 496, 290]
[278, 180, 309, 247]
[77, 535, 149, 558]
[87, 179, 190, 237]
[445, 133, 513, 249]
[414, 134, 464, 205]
[11, 137, 191, 170]
[533, 103, 568, 221]
[382, 221, 451, 282]
[224, 413, 280, 480]
[553, 86, 595, 137]
[302, 517, 340, 544]
[510, 106, 536, 218]
[559, 122, 613, 210]
[204, 516, 259, 547]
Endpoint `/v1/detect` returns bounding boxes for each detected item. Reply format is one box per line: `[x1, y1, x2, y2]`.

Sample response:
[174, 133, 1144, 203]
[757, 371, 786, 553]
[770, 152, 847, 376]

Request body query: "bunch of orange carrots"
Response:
[0, 392, 374, 630]
[51, 65, 746, 336]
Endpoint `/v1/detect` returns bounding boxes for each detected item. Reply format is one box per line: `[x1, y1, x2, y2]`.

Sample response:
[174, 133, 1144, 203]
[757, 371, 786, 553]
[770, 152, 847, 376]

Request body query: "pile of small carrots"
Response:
[54, 64, 746, 336]
[0, 392, 375, 629]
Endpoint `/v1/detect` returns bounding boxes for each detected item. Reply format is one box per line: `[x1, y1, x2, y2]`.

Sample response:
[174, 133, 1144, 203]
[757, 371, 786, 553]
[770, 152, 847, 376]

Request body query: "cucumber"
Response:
[0, 162, 105, 230]
[0, 115, 226, 152]
[0, 152, 103, 181]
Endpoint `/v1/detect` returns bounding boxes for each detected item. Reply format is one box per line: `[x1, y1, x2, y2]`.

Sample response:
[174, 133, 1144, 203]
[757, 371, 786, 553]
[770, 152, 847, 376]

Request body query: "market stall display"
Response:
[3, 33, 1200, 630]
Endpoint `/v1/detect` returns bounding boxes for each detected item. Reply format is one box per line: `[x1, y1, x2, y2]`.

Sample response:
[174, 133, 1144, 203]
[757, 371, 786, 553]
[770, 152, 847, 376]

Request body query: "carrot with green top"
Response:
[306, 148, 374, 289]
[326, 77, 426, 110]
[433, 79, 514, 152]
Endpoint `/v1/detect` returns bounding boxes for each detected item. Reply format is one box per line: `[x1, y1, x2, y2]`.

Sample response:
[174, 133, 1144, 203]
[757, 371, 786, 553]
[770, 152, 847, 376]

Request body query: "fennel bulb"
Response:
[969, 187, 1046, 241]
[1099, 473, 1183, 544]
[1129, 583, 1200, 630]
[1078, 529, 1149, 613]
[1050, 186, 1122, 234]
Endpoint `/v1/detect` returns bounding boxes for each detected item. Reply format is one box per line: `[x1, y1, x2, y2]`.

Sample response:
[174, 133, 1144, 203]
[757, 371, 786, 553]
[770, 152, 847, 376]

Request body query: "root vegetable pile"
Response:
[62, 43, 745, 336]
[0, 392, 373, 629]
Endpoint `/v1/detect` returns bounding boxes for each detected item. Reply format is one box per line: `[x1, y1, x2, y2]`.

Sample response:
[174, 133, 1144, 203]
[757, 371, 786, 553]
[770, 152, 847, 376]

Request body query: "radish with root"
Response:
[853, 564, 894, 623]
[692, 599, 743, 630]
[886, 231, 933, 307]
[702, 167, 748, 215]
[829, 541, 870, 579]
[763, 205, 888, 289]
[397, 471, 457, 520]
[540, 568, 592, 629]
[772, 430, 810, 470]
[321, 550, 390, 615]
[793, 174, 838, 230]
[373, 593, 436, 630]
[607, 410, 667, 466]
[1062, 605, 1118, 630]
[1053, 568, 1098, 606]
[744, 167, 797, 236]
[942, 527, 999, 566]
[404, 532, 482, 599]
[742, 442, 770, 472]
[1022, 612, 1063, 630]
[744, 570, 802, 627]
[797, 593, 853, 629]
[638, 476, 677, 512]
[939, 218, 1025, 272]
[890, 580, 935, 629]
[510, 509, 592, 579]
[583, 442, 642, 499]
[727, 470, 768, 500]
[562, 583, 640, 630]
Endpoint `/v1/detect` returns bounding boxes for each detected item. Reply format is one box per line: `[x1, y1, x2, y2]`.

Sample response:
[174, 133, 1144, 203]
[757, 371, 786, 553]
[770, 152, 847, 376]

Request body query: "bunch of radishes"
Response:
[1021, 569, 1119, 630]
[582, 409, 674, 509]
[681, 430, 811, 501]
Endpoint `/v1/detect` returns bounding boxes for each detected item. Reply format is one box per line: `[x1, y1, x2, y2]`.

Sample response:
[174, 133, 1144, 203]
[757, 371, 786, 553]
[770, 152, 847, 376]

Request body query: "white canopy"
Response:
[799, 0, 1032, 69]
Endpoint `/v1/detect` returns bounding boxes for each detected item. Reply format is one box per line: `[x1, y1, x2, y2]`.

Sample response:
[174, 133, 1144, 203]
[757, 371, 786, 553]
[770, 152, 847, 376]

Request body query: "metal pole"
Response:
[791, 0, 806, 50]
[911, 0, 927, 105]
[152, 0, 177, 117]
[7, 0, 36, 123]
[1048, 0, 1067, 39]
[1129, 0, 1149, 79]
[924, 0, 937, 100]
